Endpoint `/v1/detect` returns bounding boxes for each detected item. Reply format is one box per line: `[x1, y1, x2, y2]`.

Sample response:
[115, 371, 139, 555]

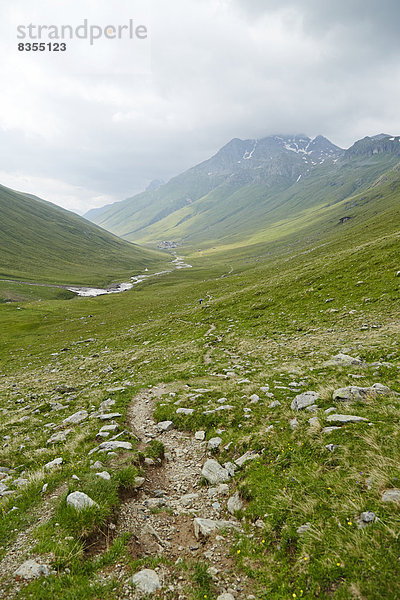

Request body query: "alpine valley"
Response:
[0, 131, 400, 600]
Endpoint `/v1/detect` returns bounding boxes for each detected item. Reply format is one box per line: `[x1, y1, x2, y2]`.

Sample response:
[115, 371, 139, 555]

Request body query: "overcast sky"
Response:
[0, 0, 400, 214]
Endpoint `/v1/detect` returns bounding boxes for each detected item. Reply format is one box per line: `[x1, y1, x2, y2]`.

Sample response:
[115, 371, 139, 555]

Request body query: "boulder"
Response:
[333, 386, 370, 402]
[291, 391, 319, 411]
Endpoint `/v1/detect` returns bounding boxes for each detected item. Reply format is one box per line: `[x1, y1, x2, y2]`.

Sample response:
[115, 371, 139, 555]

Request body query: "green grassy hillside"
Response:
[0, 184, 165, 289]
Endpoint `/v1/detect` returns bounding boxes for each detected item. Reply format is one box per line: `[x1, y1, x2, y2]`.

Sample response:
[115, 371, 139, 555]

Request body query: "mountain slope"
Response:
[0, 184, 164, 286]
[84, 134, 343, 240]
[85, 134, 400, 250]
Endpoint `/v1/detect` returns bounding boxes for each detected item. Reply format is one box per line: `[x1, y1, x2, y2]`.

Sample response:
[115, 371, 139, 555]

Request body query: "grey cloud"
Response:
[0, 0, 399, 213]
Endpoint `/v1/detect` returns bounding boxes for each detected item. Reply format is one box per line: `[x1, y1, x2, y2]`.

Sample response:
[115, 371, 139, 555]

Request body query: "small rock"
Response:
[96, 471, 111, 481]
[14, 560, 49, 580]
[249, 394, 260, 404]
[44, 457, 63, 470]
[97, 441, 132, 451]
[202, 459, 230, 484]
[357, 511, 377, 528]
[195, 430, 206, 441]
[308, 417, 320, 428]
[235, 450, 260, 468]
[325, 353, 363, 367]
[382, 489, 400, 503]
[90, 461, 104, 470]
[322, 426, 342, 433]
[63, 410, 88, 425]
[269, 400, 281, 408]
[227, 491, 243, 514]
[217, 594, 236, 600]
[291, 391, 319, 411]
[98, 413, 122, 421]
[176, 408, 194, 415]
[297, 523, 312, 535]
[208, 484, 230, 498]
[157, 420, 175, 432]
[325, 444, 339, 452]
[289, 418, 299, 430]
[208, 437, 222, 450]
[47, 429, 72, 444]
[194, 518, 238, 539]
[133, 476, 145, 488]
[66, 491, 99, 511]
[326, 414, 367, 424]
[131, 569, 161, 595]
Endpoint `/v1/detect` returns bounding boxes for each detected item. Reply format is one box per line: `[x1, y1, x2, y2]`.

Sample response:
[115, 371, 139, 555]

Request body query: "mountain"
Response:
[0, 184, 163, 286]
[85, 133, 400, 249]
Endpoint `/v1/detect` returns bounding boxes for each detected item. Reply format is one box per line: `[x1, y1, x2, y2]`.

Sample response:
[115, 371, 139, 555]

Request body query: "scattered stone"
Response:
[322, 426, 342, 433]
[47, 429, 72, 444]
[208, 484, 230, 498]
[98, 413, 122, 421]
[194, 518, 238, 539]
[269, 400, 281, 408]
[325, 407, 336, 414]
[325, 444, 339, 452]
[291, 391, 319, 411]
[131, 569, 161, 595]
[357, 511, 377, 528]
[217, 594, 235, 600]
[235, 450, 260, 468]
[333, 386, 370, 402]
[66, 491, 99, 511]
[97, 441, 132, 451]
[297, 523, 312, 535]
[176, 408, 194, 415]
[249, 394, 260, 403]
[208, 437, 222, 450]
[133, 477, 145, 488]
[290, 418, 299, 430]
[227, 491, 243, 514]
[202, 459, 230, 484]
[308, 417, 320, 428]
[90, 461, 104, 470]
[324, 353, 363, 367]
[13, 478, 29, 487]
[44, 457, 63, 470]
[195, 431, 206, 441]
[382, 489, 400, 503]
[63, 410, 88, 425]
[326, 414, 367, 424]
[180, 493, 199, 507]
[96, 471, 111, 481]
[157, 421, 175, 432]
[14, 560, 49, 580]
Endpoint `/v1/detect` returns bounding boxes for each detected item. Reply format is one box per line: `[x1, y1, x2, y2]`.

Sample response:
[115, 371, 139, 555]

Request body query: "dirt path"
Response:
[117, 385, 253, 598]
